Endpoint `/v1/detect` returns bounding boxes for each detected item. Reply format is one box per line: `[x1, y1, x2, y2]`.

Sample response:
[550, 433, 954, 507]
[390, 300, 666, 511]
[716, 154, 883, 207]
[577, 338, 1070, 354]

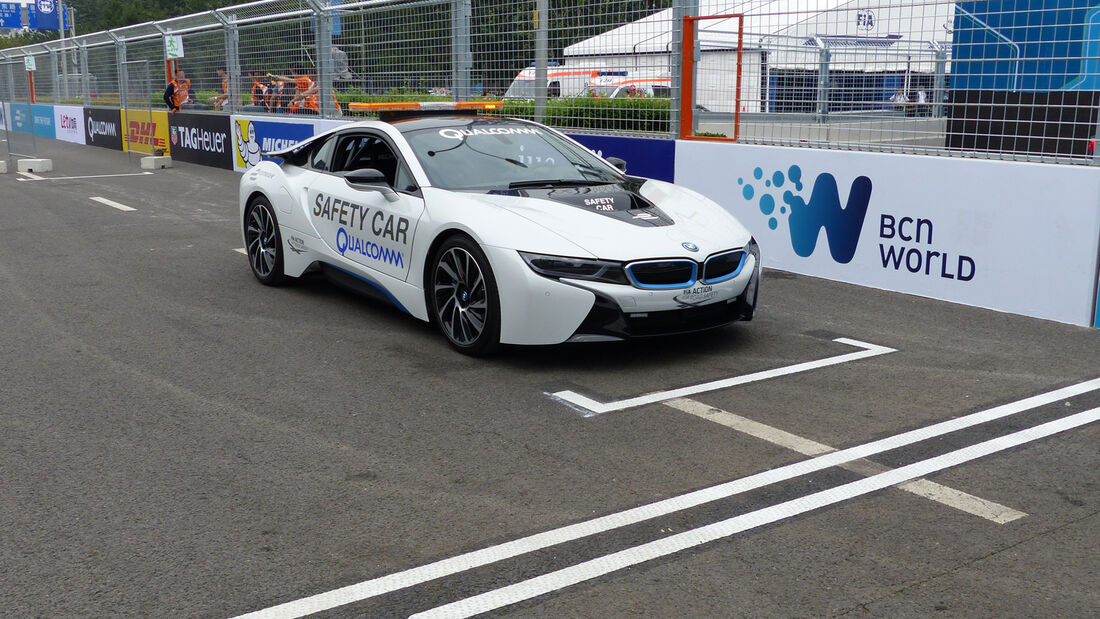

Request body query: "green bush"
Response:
[500, 97, 671, 135]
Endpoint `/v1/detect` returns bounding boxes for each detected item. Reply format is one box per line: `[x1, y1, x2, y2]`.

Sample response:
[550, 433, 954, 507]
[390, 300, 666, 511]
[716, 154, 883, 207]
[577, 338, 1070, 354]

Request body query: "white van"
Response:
[504, 65, 601, 99]
[584, 72, 672, 99]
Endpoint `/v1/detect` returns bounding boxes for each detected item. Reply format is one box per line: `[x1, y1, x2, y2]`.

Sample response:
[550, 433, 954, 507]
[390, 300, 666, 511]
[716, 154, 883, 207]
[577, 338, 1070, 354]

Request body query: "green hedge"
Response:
[500, 98, 671, 135]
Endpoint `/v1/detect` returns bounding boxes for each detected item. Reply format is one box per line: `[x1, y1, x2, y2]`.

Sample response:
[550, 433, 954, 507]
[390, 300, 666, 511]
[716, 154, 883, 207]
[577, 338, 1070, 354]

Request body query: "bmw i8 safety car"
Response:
[240, 103, 760, 355]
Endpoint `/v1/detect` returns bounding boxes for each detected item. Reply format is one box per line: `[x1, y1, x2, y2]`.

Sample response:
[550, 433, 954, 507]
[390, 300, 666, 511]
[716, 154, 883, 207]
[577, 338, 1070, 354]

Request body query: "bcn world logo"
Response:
[738, 165, 872, 264]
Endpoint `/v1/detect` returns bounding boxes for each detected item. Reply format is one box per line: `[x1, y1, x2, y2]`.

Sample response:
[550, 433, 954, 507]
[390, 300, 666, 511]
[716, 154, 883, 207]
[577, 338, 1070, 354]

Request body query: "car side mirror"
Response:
[344, 168, 400, 203]
[607, 156, 627, 173]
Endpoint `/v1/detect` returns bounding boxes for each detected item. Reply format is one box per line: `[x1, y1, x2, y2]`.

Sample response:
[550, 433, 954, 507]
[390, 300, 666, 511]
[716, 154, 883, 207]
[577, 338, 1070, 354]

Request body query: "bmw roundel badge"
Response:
[682, 242, 699, 252]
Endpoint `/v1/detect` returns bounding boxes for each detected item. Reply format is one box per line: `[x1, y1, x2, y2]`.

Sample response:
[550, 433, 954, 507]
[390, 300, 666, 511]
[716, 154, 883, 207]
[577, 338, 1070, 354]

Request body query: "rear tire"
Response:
[429, 235, 501, 356]
[244, 196, 289, 286]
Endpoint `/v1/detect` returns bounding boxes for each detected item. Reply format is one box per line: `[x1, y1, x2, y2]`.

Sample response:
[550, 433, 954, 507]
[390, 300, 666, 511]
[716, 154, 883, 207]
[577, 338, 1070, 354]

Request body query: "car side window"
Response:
[333, 133, 401, 187]
[308, 136, 337, 171]
[393, 161, 418, 193]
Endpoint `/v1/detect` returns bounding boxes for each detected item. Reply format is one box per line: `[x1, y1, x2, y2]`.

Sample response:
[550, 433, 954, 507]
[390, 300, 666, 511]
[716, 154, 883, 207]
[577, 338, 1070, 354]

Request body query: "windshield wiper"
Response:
[508, 178, 614, 189]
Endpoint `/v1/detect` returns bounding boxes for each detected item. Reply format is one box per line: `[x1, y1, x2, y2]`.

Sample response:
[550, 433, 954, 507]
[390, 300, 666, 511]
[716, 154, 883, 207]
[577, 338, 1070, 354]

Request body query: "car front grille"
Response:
[625, 259, 697, 289]
[702, 250, 745, 284]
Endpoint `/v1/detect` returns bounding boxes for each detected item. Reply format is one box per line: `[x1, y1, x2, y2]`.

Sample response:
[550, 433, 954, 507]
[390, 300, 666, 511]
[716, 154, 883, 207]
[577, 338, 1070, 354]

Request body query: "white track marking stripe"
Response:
[413, 407, 1100, 618]
[665, 398, 1026, 523]
[549, 338, 897, 415]
[89, 196, 136, 212]
[234, 248, 248, 255]
[17, 171, 43, 180]
[16, 171, 154, 182]
[231, 378, 1100, 619]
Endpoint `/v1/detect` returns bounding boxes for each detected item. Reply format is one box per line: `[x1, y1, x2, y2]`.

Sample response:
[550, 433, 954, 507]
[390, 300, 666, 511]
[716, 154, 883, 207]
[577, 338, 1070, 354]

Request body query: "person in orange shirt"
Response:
[249, 70, 268, 107]
[267, 68, 340, 115]
[163, 68, 191, 113]
[211, 66, 230, 110]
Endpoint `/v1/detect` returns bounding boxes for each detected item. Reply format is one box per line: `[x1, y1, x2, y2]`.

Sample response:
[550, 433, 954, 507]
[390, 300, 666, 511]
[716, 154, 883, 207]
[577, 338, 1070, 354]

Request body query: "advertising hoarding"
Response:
[675, 141, 1100, 327]
[230, 114, 317, 172]
[120, 109, 170, 155]
[30, 103, 54, 139]
[10, 103, 31, 134]
[52, 105, 85, 144]
[567, 134, 675, 182]
[168, 112, 232, 169]
[83, 107, 124, 151]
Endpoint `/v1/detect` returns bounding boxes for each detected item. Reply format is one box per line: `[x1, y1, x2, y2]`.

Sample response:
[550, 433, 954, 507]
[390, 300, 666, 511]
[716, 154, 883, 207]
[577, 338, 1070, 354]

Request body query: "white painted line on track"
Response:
[17, 171, 43, 180]
[16, 171, 154, 182]
[233, 248, 247, 255]
[89, 196, 136, 212]
[231, 378, 1100, 619]
[412, 407, 1100, 618]
[665, 398, 1027, 523]
[549, 338, 897, 416]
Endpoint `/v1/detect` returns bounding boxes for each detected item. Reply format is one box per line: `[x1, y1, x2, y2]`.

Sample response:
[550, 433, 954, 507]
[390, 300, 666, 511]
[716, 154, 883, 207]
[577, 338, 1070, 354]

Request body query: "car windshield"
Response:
[587, 85, 619, 97]
[403, 120, 623, 190]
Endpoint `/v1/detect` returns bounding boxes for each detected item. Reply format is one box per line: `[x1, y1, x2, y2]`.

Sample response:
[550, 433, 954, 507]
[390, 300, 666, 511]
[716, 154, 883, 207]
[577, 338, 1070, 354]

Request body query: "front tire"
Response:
[244, 196, 288, 286]
[429, 235, 501, 356]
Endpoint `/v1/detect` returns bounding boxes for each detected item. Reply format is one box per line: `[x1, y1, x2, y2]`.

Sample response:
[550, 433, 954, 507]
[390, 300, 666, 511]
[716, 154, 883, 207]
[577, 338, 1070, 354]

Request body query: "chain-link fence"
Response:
[0, 1, 1099, 164]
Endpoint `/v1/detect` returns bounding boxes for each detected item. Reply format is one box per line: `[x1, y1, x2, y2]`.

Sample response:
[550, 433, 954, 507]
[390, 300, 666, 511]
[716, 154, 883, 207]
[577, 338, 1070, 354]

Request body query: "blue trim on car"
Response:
[701, 249, 748, 285]
[625, 260, 698, 290]
[327, 264, 410, 314]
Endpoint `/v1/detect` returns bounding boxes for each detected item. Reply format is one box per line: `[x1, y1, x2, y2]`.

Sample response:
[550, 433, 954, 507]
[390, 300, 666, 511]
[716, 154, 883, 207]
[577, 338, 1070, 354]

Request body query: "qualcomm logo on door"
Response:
[739, 165, 975, 281]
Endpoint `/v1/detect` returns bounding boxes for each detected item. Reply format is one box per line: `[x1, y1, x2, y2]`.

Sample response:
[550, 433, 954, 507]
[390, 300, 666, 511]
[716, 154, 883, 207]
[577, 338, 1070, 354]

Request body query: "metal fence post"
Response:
[49, 49, 60, 103]
[933, 44, 947, 119]
[816, 39, 830, 123]
[534, 0, 547, 122]
[451, 0, 472, 102]
[112, 36, 128, 109]
[305, 1, 334, 118]
[78, 43, 90, 105]
[671, 0, 699, 139]
[225, 17, 241, 114]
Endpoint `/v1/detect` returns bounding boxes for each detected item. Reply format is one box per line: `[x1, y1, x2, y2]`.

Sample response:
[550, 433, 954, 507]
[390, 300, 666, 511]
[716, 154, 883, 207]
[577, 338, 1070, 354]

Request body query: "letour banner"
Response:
[675, 141, 1100, 327]
[53, 105, 85, 145]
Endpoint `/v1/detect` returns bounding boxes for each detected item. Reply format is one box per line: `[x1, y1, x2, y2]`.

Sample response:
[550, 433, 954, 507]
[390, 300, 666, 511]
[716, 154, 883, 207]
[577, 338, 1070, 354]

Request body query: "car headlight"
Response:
[745, 237, 760, 265]
[519, 251, 629, 284]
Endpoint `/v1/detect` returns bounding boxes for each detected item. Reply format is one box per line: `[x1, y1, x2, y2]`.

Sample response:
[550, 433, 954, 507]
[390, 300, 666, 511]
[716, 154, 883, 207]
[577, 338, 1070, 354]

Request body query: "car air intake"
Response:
[702, 250, 745, 284]
[626, 260, 697, 289]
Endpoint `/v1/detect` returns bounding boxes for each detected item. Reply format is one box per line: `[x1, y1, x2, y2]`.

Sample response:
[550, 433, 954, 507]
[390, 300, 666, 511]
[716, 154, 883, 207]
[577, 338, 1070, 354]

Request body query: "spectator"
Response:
[332, 45, 353, 86]
[268, 68, 341, 116]
[163, 68, 191, 113]
[889, 87, 908, 112]
[249, 70, 268, 108]
[211, 66, 230, 111]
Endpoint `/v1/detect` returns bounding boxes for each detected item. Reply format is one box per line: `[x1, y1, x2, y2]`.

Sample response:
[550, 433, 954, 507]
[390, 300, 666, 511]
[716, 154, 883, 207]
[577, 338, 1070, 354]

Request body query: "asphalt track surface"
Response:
[2, 137, 1098, 618]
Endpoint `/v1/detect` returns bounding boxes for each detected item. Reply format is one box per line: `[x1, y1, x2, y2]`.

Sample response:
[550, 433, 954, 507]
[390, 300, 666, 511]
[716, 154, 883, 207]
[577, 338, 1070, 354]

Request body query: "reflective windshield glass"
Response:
[504, 79, 536, 99]
[402, 121, 622, 190]
[587, 86, 617, 97]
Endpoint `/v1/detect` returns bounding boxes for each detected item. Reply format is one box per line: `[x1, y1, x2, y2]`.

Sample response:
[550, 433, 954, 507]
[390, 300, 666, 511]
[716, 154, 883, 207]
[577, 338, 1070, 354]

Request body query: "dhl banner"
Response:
[120, 109, 171, 155]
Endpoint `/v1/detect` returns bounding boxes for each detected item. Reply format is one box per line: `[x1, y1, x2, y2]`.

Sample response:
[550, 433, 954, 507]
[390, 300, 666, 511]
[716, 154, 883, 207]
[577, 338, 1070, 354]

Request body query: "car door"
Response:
[306, 130, 425, 282]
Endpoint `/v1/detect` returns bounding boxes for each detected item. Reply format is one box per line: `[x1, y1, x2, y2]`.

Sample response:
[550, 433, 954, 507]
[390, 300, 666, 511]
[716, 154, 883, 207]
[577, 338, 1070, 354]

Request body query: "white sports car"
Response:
[240, 107, 760, 355]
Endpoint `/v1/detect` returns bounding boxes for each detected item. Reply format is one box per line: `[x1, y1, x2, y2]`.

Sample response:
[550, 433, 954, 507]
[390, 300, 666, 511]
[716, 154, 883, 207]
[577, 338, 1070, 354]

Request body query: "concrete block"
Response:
[0, 160, 7, 174]
[17, 158, 53, 173]
[141, 156, 172, 170]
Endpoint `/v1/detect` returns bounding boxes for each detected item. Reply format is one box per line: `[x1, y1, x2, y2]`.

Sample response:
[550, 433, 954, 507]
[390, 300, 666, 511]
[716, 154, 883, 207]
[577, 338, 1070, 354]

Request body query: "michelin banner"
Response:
[675, 141, 1100, 327]
[231, 114, 317, 171]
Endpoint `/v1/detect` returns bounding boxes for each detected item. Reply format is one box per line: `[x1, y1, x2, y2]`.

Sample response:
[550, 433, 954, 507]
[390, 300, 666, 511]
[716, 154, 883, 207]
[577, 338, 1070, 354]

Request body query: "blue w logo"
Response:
[739, 166, 872, 265]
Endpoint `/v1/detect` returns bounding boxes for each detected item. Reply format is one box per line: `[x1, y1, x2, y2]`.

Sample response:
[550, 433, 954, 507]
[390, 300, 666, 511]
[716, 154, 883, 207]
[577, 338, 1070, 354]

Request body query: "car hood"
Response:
[469, 179, 751, 260]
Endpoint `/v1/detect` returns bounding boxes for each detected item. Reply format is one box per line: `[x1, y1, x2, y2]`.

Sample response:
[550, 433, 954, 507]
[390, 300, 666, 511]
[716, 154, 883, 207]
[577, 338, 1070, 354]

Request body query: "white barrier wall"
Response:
[676, 141, 1100, 327]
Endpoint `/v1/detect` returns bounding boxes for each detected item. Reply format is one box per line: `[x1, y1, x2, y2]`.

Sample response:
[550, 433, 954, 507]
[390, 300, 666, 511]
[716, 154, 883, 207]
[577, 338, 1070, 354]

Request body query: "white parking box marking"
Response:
[16, 171, 154, 182]
[89, 196, 136, 212]
[412, 407, 1100, 619]
[665, 398, 1027, 523]
[17, 171, 43, 180]
[234, 248, 248, 255]
[549, 338, 897, 416]
[231, 379, 1100, 619]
